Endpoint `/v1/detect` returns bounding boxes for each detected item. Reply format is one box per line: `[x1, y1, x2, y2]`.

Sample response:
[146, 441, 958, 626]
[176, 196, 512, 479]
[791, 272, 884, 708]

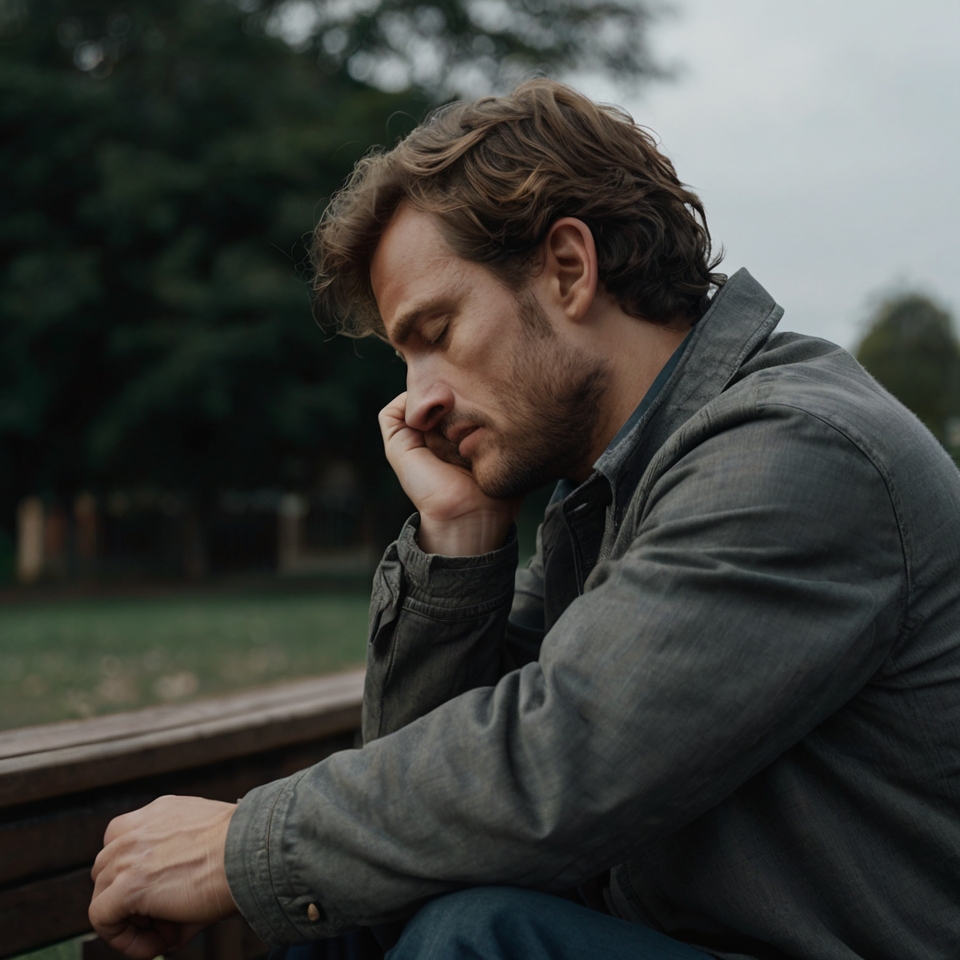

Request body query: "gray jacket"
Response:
[226, 270, 960, 959]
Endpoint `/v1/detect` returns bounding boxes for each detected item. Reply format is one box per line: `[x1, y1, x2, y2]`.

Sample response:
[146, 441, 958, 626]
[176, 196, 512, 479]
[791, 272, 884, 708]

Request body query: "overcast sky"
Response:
[576, 0, 959, 349]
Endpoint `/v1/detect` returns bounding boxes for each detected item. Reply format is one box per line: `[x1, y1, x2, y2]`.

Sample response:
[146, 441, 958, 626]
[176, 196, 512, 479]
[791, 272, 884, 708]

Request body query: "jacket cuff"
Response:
[225, 771, 331, 945]
[396, 514, 519, 612]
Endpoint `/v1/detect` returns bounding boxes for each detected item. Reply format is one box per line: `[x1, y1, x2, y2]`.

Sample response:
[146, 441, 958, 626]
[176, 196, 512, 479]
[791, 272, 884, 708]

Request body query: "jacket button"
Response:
[307, 903, 321, 922]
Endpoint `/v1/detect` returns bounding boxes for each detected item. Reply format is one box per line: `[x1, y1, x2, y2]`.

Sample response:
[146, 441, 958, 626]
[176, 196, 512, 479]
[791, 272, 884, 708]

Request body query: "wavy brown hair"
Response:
[312, 79, 725, 337]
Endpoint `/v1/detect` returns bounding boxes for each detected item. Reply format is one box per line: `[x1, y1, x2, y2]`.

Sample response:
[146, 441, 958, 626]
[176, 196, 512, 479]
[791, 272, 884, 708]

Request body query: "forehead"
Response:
[370, 206, 469, 338]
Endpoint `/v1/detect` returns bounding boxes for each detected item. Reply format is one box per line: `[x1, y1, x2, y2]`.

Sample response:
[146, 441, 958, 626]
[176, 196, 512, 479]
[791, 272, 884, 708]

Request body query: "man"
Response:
[90, 80, 960, 959]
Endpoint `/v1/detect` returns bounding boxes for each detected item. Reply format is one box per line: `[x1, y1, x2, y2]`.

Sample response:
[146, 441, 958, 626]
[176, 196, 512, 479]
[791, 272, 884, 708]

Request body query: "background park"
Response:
[2, 0, 960, 727]
[0, 0, 959, 954]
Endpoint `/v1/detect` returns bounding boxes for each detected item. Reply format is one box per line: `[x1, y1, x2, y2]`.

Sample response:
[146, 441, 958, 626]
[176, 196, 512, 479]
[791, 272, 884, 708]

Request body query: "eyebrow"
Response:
[390, 308, 424, 347]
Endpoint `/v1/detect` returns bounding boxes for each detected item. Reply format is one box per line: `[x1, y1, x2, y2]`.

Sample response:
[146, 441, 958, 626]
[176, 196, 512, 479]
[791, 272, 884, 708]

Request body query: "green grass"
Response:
[16, 936, 85, 960]
[0, 589, 370, 730]
[0, 490, 553, 733]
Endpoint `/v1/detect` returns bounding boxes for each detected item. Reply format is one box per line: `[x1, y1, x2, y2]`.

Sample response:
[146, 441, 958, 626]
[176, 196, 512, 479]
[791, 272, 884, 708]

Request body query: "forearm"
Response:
[363, 514, 519, 742]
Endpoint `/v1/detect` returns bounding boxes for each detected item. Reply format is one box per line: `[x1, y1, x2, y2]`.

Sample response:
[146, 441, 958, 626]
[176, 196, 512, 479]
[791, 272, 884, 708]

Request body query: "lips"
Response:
[441, 425, 481, 462]
[443, 423, 478, 447]
[453, 426, 478, 444]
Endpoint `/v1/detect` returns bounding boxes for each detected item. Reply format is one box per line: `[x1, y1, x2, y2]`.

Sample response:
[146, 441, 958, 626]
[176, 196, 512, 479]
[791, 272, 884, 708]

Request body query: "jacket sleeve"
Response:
[360, 514, 523, 742]
[224, 408, 906, 945]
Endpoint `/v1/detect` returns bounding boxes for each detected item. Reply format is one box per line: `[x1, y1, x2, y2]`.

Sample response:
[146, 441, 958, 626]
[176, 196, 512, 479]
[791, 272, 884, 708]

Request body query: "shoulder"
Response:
[619, 327, 960, 602]
[658, 330, 944, 486]
[613, 335, 903, 557]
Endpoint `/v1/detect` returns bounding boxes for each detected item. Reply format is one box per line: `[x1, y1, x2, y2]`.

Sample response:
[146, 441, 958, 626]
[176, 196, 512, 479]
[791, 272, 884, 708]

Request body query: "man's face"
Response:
[370, 205, 608, 498]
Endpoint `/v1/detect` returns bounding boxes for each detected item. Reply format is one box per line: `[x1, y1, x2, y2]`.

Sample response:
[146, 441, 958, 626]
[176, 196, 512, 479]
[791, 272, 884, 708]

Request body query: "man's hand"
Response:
[379, 393, 521, 556]
[89, 796, 238, 959]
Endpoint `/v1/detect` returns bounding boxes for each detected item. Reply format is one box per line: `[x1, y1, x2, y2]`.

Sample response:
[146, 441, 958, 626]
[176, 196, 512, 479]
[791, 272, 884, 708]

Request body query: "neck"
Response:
[569, 309, 691, 482]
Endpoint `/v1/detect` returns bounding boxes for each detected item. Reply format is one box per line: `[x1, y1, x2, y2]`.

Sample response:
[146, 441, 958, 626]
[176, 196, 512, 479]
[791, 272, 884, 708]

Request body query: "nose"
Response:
[404, 368, 455, 433]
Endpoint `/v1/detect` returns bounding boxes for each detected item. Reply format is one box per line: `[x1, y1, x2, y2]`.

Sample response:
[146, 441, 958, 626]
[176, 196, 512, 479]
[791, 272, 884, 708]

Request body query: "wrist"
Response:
[417, 510, 514, 556]
[211, 803, 239, 917]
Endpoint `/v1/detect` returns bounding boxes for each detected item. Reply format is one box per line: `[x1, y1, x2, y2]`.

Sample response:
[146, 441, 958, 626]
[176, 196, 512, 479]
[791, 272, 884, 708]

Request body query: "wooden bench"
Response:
[0, 669, 365, 959]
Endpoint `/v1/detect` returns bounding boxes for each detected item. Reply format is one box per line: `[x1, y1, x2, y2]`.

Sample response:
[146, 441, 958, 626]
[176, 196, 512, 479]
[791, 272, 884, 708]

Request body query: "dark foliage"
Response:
[0, 0, 659, 548]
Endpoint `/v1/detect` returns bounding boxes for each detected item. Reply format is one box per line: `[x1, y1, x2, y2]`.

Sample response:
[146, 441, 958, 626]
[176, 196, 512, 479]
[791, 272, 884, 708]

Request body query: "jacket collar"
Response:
[593, 268, 784, 511]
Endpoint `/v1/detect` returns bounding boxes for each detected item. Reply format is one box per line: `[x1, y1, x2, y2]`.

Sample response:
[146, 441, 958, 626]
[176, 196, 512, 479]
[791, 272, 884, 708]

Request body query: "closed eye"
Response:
[426, 324, 449, 347]
[420, 318, 450, 347]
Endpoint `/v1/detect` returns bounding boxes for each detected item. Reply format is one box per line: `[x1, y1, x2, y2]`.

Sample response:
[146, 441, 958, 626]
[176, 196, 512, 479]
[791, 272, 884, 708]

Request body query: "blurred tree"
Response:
[855, 292, 960, 459]
[262, 0, 663, 98]
[0, 0, 661, 561]
[0, 0, 424, 554]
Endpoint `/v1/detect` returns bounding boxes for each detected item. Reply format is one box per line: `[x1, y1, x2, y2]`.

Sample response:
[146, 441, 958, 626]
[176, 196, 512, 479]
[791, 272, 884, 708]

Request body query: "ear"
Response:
[541, 217, 598, 323]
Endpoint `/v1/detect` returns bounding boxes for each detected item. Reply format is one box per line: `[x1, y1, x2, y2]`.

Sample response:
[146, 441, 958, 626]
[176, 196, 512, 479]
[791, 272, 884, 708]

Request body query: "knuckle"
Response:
[103, 817, 125, 845]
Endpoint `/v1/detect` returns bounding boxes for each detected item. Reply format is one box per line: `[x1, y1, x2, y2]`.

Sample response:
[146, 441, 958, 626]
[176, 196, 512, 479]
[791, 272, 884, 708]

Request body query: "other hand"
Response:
[89, 796, 238, 959]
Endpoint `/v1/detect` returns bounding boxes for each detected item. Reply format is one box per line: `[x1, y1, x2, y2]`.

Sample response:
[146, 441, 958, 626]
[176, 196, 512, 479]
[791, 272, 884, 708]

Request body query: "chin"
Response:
[474, 458, 557, 501]
[471, 458, 513, 500]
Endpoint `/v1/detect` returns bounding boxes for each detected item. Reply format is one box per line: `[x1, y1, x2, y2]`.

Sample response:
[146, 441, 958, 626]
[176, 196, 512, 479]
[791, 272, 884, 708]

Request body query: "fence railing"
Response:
[0, 669, 365, 959]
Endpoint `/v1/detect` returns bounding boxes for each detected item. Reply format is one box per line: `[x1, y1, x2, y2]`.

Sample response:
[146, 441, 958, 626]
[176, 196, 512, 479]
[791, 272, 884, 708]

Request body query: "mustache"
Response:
[438, 411, 487, 443]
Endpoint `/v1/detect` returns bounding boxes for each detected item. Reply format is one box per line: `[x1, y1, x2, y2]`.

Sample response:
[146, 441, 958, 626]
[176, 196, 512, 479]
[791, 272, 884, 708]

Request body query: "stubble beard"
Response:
[468, 296, 610, 500]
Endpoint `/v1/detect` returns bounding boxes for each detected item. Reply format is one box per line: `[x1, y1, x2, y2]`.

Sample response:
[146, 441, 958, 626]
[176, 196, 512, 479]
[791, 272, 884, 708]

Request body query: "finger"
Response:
[378, 392, 408, 430]
[101, 923, 170, 960]
[102, 819, 124, 849]
[98, 915, 206, 960]
[379, 396, 414, 451]
[424, 428, 470, 469]
[91, 848, 117, 891]
[379, 398, 430, 463]
[103, 808, 140, 847]
[91, 846, 106, 884]
[91, 831, 126, 885]
[89, 867, 142, 938]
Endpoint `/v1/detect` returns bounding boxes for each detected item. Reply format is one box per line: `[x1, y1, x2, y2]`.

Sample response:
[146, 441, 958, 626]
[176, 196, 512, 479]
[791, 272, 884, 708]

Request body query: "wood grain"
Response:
[0, 729, 356, 887]
[0, 670, 364, 958]
[0, 669, 364, 808]
[0, 866, 93, 957]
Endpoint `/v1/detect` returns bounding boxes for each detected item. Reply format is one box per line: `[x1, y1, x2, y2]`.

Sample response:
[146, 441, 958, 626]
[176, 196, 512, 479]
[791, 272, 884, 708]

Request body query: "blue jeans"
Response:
[386, 887, 711, 959]
[275, 887, 711, 959]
